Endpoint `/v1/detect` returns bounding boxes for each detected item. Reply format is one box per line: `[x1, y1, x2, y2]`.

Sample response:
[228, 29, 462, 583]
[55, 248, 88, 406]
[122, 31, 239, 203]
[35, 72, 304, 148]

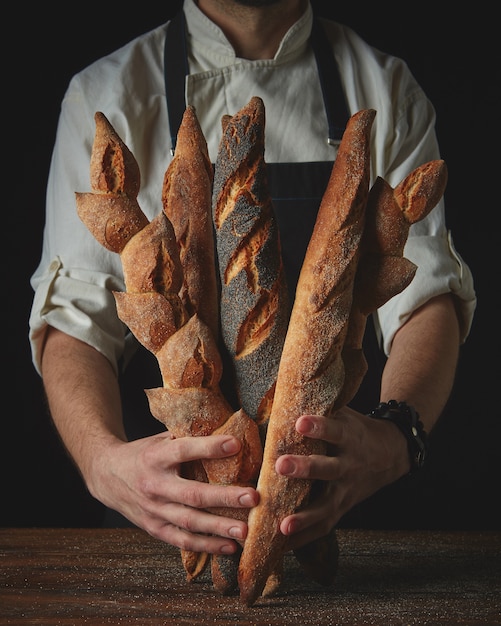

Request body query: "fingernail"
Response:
[298, 416, 315, 434]
[220, 543, 236, 554]
[238, 493, 254, 507]
[280, 459, 296, 476]
[229, 526, 244, 540]
[221, 438, 239, 454]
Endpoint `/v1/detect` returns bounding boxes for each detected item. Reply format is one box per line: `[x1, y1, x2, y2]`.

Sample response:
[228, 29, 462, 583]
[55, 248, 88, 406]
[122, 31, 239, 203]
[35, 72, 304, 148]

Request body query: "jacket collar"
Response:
[183, 0, 313, 67]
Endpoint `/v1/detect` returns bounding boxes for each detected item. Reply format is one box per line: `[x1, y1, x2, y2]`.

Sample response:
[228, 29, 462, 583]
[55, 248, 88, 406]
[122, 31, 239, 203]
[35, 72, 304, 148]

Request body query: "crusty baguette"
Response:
[212, 96, 290, 436]
[293, 159, 448, 588]
[162, 105, 219, 339]
[211, 97, 290, 595]
[238, 109, 376, 606]
[77, 112, 208, 582]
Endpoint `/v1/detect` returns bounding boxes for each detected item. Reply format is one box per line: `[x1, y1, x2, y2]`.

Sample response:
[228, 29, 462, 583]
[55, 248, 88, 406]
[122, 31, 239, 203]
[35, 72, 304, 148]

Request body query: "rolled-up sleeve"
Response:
[29, 257, 128, 376]
[377, 231, 476, 355]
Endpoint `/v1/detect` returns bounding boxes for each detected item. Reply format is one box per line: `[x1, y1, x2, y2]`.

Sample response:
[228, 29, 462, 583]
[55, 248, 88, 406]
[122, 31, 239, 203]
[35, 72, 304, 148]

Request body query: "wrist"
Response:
[367, 400, 429, 474]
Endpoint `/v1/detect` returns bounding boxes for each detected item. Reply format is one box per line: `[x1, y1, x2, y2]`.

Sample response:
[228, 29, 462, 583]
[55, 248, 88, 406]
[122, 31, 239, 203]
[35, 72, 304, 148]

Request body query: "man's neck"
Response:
[196, 0, 308, 59]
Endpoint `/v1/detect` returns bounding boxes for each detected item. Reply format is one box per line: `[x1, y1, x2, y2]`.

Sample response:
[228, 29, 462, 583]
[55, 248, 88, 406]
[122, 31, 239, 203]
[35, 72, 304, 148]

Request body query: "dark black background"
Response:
[5, 1, 499, 529]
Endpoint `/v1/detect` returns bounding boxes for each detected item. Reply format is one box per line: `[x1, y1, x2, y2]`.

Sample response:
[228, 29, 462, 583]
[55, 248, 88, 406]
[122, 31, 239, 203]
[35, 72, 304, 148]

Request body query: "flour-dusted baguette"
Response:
[77, 112, 207, 582]
[238, 109, 376, 606]
[292, 160, 448, 589]
[212, 96, 290, 436]
[162, 105, 219, 339]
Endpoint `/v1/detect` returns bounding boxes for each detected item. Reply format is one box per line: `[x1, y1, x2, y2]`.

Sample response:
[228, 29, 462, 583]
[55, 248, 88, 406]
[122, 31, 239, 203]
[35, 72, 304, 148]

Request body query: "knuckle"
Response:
[182, 485, 206, 509]
[137, 477, 157, 499]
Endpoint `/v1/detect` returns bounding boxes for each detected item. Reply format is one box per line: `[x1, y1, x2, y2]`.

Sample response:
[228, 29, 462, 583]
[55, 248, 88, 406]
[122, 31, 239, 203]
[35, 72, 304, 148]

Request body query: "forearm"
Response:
[381, 293, 461, 432]
[40, 326, 126, 493]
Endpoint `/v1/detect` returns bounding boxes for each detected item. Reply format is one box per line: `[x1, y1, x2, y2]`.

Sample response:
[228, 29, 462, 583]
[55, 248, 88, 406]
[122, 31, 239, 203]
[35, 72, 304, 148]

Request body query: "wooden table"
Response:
[1, 528, 499, 625]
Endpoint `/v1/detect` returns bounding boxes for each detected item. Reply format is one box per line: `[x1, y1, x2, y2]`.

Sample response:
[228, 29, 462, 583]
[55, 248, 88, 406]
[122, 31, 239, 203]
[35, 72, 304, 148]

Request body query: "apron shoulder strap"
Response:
[310, 17, 350, 144]
[164, 10, 189, 154]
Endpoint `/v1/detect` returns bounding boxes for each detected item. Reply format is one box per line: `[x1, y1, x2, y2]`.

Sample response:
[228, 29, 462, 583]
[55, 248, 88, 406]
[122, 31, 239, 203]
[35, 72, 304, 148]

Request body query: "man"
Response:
[30, 0, 476, 557]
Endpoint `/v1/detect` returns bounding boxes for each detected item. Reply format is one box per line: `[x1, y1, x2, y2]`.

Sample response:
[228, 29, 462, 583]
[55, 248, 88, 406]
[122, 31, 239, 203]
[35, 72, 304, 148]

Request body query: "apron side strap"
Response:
[164, 10, 189, 155]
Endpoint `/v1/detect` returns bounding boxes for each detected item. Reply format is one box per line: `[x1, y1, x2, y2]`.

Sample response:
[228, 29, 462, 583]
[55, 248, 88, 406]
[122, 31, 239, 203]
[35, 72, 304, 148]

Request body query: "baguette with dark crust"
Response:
[212, 97, 290, 595]
[212, 97, 290, 437]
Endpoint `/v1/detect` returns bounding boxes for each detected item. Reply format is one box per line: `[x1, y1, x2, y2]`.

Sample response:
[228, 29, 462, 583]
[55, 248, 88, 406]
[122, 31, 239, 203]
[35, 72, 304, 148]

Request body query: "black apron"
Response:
[119, 8, 386, 441]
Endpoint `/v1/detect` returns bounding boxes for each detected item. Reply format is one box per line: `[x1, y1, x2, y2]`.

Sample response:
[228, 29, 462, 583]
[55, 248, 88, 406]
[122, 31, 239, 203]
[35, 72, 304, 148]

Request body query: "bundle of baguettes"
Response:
[75, 101, 448, 605]
[237, 108, 448, 606]
[76, 109, 263, 594]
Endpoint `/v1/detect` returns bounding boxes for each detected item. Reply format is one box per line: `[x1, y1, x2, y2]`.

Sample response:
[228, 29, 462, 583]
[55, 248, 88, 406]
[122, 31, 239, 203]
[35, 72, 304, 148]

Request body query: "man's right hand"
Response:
[41, 327, 258, 554]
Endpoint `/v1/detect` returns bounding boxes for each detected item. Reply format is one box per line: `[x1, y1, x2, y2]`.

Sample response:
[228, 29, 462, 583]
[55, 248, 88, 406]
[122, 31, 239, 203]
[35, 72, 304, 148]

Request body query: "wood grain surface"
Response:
[1, 528, 499, 625]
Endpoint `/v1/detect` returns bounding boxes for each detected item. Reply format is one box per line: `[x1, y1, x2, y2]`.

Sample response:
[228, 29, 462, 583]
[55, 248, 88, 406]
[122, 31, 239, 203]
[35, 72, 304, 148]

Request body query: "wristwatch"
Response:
[368, 400, 429, 473]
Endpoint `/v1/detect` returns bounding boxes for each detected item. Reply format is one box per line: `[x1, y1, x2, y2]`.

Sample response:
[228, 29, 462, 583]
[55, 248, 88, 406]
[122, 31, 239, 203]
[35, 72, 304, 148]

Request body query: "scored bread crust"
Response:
[336, 159, 448, 409]
[212, 97, 290, 435]
[162, 106, 219, 339]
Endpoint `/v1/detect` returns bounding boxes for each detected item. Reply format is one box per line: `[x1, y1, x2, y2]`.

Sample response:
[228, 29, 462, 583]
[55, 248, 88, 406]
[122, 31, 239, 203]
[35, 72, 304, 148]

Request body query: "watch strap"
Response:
[368, 400, 428, 473]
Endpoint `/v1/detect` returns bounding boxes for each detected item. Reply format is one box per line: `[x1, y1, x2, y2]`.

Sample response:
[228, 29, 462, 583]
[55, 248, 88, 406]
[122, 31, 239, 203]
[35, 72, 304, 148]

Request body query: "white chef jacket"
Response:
[29, 0, 476, 376]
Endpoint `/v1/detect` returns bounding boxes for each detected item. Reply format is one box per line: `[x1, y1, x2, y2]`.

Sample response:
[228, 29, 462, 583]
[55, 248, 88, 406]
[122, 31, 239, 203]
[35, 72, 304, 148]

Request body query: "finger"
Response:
[164, 434, 243, 465]
[296, 414, 341, 445]
[275, 452, 340, 481]
[160, 471, 258, 510]
[147, 517, 242, 555]
[282, 518, 333, 552]
[279, 486, 335, 541]
[156, 501, 248, 541]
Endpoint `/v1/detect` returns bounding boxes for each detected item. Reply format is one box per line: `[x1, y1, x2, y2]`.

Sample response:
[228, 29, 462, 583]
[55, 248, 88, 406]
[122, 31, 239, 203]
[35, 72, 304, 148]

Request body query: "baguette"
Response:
[293, 160, 448, 588]
[212, 96, 290, 437]
[212, 97, 290, 595]
[336, 159, 448, 409]
[238, 109, 376, 606]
